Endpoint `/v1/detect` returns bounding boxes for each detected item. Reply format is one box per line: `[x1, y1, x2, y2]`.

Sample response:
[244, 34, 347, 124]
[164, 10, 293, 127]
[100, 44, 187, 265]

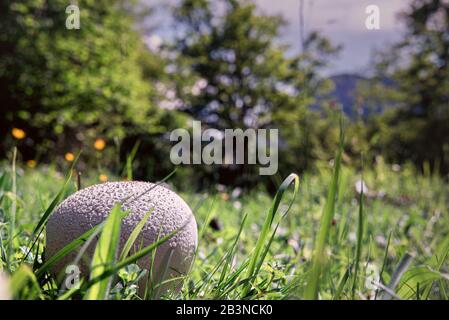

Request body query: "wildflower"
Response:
[65, 152, 75, 162]
[220, 192, 229, 201]
[26, 160, 36, 168]
[94, 138, 106, 151]
[11, 128, 26, 140]
[365, 263, 380, 292]
[355, 179, 368, 194]
[99, 174, 108, 182]
[231, 187, 242, 199]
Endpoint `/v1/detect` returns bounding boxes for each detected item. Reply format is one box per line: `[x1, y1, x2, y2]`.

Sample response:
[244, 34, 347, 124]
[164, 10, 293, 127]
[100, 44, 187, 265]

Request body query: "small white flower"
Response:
[365, 263, 380, 293]
[231, 187, 242, 199]
[355, 179, 368, 194]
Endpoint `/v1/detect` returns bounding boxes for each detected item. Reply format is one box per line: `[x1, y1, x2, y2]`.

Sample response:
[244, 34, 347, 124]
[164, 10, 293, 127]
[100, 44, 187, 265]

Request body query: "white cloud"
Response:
[254, 0, 410, 73]
[144, 0, 412, 74]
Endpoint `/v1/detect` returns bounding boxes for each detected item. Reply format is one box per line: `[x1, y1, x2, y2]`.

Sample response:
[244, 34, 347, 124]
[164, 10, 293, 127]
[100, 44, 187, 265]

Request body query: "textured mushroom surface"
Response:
[46, 181, 197, 296]
[0, 272, 10, 300]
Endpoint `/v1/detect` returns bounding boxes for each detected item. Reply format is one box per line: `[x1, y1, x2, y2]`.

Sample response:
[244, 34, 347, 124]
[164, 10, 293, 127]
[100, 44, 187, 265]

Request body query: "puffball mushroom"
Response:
[45, 181, 197, 296]
[0, 272, 11, 300]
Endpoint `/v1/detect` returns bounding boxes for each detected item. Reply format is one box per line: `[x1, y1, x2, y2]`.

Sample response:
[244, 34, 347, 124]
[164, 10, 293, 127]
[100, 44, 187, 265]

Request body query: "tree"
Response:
[170, 0, 339, 187]
[366, 0, 449, 174]
[0, 0, 166, 163]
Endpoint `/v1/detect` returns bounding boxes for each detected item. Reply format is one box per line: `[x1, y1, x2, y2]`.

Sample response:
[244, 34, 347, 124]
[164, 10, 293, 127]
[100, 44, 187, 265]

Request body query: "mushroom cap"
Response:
[0, 272, 10, 300]
[45, 181, 197, 296]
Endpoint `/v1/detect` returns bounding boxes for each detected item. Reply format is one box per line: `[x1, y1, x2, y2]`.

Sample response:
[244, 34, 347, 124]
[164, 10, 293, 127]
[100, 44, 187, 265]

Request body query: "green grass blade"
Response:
[23, 153, 80, 263]
[304, 121, 344, 299]
[241, 173, 299, 298]
[119, 208, 153, 261]
[374, 230, 392, 299]
[397, 237, 449, 300]
[218, 214, 247, 286]
[0, 171, 7, 194]
[254, 223, 281, 277]
[85, 203, 125, 300]
[192, 226, 247, 298]
[352, 156, 364, 298]
[32, 153, 79, 236]
[57, 279, 85, 300]
[121, 168, 177, 205]
[82, 217, 191, 292]
[8, 147, 17, 271]
[425, 236, 449, 299]
[10, 265, 41, 299]
[121, 140, 140, 180]
[388, 253, 414, 289]
[198, 198, 217, 241]
[379, 253, 414, 300]
[36, 223, 104, 279]
[396, 266, 444, 299]
[333, 265, 352, 300]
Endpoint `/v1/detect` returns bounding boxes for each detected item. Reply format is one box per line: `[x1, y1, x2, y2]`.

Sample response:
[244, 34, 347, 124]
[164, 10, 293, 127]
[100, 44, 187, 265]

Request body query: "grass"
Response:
[304, 123, 344, 299]
[0, 154, 448, 300]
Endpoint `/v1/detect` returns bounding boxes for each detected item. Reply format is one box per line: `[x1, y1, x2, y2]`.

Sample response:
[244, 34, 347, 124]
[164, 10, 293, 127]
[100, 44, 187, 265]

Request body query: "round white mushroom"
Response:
[45, 181, 197, 297]
[0, 272, 11, 300]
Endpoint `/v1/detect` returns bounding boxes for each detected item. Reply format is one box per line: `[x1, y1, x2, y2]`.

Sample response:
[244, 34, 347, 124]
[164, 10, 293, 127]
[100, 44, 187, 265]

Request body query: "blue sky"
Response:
[145, 0, 410, 75]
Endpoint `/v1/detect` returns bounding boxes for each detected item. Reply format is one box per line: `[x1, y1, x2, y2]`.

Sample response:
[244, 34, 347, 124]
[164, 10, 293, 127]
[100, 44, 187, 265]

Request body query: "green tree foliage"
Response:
[365, 0, 449, 174]
[0, 0, 166, 161]
[0, 0, 343, 188]
[170, 0, 339, 186]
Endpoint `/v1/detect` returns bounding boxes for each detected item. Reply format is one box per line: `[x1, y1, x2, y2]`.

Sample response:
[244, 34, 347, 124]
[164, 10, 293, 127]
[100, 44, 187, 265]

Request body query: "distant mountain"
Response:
[325, 73, 394, 117]
[329, 74, 366, 116]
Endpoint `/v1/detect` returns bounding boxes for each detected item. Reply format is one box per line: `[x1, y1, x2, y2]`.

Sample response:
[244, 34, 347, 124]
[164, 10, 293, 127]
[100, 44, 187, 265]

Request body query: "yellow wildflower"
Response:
[220, 192, 229, 201]
[26, 160, 36, 168]
[11, 128, 26, 140]
[94, 138, 106, 151]
[65, 152, 75, 162]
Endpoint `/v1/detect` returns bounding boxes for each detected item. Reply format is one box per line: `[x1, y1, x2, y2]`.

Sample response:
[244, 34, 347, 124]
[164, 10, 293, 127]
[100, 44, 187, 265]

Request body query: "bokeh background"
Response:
[1, 0, 448, 190]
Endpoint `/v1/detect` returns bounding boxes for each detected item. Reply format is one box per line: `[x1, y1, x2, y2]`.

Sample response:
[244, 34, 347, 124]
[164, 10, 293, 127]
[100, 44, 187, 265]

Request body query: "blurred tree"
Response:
[170, 0, 339, 187]
[365, 0, 449, 174]
[0, 0, 343, 189]
[0, 0, 169, 164]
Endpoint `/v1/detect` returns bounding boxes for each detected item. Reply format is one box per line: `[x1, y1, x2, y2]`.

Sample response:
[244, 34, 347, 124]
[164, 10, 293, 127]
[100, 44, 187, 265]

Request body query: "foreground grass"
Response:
[0, 158, 448, 300]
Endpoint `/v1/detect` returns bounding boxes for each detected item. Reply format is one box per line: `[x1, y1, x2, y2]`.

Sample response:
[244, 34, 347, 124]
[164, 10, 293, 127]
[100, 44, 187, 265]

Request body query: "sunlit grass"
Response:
[0, 155, 448, 300]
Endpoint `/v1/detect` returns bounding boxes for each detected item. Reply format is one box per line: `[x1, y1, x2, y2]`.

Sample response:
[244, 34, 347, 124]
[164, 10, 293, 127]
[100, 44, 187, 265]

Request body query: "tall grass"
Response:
[241, 173, 299, 298]
[0, 133, 448, 299]
[304, 123, 344, 299]
[85, 204, 125, 300]
[352, 155, 364, 299]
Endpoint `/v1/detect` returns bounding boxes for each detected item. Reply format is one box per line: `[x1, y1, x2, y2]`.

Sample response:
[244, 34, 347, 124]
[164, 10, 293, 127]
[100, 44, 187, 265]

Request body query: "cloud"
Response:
[254, 0, 410, 73]
[144, 0, 411, 74]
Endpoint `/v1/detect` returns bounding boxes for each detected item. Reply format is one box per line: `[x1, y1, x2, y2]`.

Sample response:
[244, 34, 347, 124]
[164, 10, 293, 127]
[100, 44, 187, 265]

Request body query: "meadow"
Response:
[0, 151, 448, 300]
[2, 0, 449, 302]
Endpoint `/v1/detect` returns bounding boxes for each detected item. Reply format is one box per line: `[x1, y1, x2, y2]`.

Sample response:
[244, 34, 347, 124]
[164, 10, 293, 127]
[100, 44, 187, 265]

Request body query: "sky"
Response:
[144, 0, 410, 75]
